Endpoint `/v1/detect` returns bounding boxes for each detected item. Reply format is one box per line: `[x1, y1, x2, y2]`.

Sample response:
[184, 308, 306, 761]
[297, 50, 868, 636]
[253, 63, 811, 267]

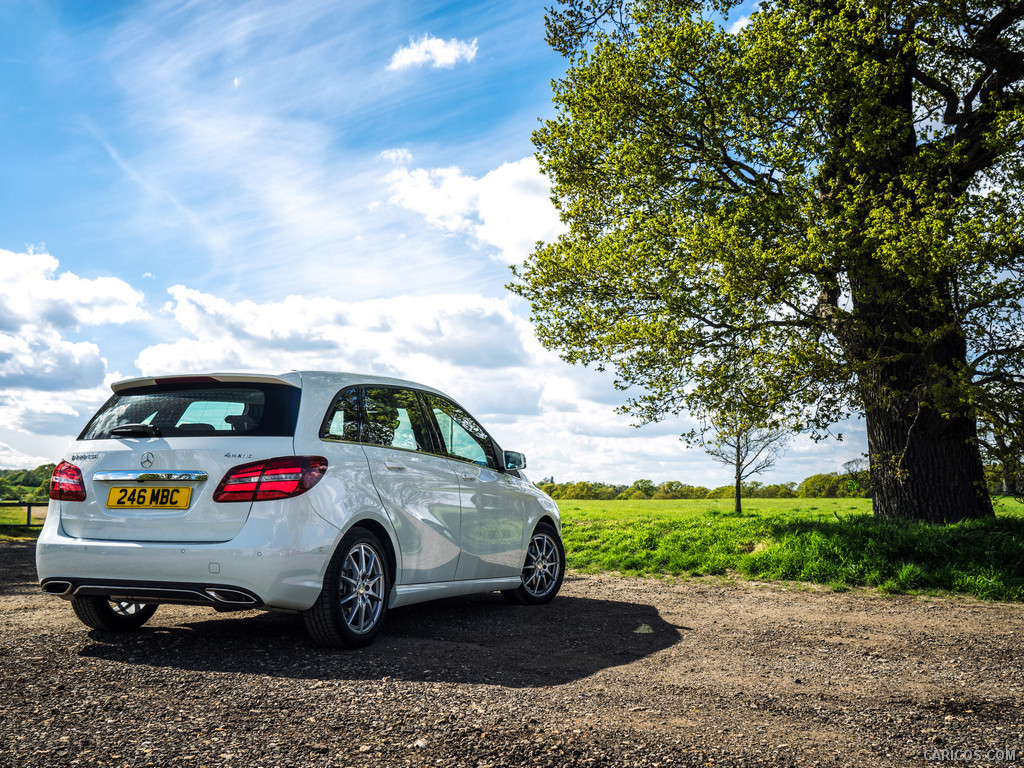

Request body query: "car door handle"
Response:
[460, 472, 476, 482]
[383, 458, 406, 471]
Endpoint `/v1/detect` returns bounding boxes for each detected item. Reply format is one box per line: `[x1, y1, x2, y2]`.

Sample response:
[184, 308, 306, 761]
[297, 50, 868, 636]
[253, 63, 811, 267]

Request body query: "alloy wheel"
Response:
[338, 542, 385, 635]
[521, 531, 561, 599]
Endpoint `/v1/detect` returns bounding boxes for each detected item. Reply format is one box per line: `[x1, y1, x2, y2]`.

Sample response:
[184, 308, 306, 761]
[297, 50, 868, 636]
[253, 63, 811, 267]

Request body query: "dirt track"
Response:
[1, 540, 1022, 767]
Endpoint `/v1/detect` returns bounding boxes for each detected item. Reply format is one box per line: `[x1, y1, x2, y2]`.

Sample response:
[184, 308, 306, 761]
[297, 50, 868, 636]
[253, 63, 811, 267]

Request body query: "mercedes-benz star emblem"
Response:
[140, 452, 155, 469]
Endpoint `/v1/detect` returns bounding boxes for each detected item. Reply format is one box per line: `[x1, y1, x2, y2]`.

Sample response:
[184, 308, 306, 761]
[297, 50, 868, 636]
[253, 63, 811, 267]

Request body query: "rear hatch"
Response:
[59, 374, 301, 543]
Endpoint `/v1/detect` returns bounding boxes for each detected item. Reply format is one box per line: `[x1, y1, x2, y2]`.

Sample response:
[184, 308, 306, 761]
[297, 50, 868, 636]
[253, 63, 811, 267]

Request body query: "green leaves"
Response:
[517, 0, 1022, 408]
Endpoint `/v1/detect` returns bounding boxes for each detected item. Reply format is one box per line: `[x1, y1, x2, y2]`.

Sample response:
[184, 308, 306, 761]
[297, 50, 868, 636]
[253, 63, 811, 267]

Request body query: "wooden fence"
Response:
[0, 500, 44, 527]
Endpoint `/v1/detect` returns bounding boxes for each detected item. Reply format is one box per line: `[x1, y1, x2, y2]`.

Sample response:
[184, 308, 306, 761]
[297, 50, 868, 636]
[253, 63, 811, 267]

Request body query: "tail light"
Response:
[213, 456, 327, 502]
[50, 461, 87, 502]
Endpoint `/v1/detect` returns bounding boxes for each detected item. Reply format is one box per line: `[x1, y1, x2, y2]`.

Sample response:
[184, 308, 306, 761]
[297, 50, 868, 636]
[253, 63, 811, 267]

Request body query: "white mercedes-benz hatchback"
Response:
[37, 371, 564, 648]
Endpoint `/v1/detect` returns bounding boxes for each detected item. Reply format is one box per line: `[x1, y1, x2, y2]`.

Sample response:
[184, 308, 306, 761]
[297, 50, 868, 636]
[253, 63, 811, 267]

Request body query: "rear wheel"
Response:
[503, 522, 565, 605]
[71, 598, 157, 632]
[304, 528, 390, 648]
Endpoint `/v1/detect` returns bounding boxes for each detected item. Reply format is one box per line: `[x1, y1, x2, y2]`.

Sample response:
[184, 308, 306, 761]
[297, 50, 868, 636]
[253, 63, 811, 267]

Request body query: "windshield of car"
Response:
[78, 383, 301, 439]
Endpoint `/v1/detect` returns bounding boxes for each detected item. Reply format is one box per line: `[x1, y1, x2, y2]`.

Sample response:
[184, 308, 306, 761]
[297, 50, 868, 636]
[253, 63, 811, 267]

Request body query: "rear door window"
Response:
[320, 386, 435, 453]
[360, 388, 434, 452]
[79, 383, 300, 439]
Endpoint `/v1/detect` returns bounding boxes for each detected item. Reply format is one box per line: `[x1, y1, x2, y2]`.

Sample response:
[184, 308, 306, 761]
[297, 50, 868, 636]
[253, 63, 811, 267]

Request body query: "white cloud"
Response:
[138, 287, 531, 377]
[377, 148, 413, 164]
[0, 249, 145, 330]
[385, 156, 564, 263]
[0, 329, 105, 392]
[387, 34, 478, 70]
[0, 249, 148, 448]
[0, 440, 53, 470]
[0, 385, 111, 436]
[386, 165, 479, 232]
[473, 159, 564, 262]
[728, 17, 751, 33]
[0, 249, 146, 393]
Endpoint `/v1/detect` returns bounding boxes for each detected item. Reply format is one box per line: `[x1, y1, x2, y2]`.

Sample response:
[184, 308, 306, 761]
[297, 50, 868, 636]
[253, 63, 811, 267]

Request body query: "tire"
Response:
[304, 528, 390, 648]
[71, 597, 158, 632]
[503, 522, 565, 605]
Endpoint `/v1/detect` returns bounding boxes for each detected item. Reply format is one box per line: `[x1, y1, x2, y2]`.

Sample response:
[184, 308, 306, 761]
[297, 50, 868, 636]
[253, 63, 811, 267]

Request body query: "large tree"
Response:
[512, 0, 1024, 523]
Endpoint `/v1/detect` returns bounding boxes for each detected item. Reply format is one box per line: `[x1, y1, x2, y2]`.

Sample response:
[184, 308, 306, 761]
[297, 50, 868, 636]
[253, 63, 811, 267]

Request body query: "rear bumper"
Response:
[40, 577, 263, 609]
[36, 498, 342, 611]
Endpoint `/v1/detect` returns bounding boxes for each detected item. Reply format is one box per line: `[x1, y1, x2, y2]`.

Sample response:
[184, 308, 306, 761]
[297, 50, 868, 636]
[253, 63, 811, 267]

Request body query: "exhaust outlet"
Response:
[41, 580, 73, 596]
[205, 588, 258, 605]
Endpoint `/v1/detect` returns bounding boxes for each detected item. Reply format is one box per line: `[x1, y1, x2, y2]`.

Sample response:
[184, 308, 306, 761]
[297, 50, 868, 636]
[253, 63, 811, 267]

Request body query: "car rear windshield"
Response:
[78, 382, 301, 440]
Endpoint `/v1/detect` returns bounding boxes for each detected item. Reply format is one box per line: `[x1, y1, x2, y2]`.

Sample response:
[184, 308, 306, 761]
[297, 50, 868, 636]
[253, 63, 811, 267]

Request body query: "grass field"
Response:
[559, 497, 1024, 601]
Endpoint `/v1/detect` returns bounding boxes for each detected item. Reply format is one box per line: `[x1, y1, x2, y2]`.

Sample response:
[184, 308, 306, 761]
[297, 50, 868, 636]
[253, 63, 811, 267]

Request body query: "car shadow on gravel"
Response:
[75, 577, 683, 688]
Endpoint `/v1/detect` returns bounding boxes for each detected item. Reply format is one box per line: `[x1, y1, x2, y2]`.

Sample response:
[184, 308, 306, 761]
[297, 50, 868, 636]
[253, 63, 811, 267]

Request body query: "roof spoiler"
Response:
[111, 372, 301, 392]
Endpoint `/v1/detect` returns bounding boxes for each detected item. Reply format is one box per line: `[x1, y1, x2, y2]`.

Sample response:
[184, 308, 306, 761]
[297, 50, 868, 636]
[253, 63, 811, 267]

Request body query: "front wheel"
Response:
[71, 598, 157, 632]
[304, 528, 390, 648]
[503, 523, 565, 605]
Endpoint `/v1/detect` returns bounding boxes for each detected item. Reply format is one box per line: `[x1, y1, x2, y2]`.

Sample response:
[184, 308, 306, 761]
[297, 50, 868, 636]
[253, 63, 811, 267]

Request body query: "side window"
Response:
[320, 387, 361, 442]
[425, 394, 497, 469]
[361, 388, 432, 452]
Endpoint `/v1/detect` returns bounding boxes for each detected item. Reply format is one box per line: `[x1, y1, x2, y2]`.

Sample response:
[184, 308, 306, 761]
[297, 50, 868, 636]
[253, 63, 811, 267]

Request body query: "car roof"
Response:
[110, 370, 448, 397]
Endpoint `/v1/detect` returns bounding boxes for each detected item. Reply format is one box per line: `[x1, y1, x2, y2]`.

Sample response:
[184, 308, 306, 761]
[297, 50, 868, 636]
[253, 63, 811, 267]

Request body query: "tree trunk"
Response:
[845, 252, 995, 522]
[866, 402, 992, 522]
[734, 441, 742, 515]
[855, 310, 994, 523]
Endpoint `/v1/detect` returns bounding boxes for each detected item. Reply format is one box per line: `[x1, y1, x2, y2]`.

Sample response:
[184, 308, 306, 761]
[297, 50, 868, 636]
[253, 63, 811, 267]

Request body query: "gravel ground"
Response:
[2, 539, 1022, 768]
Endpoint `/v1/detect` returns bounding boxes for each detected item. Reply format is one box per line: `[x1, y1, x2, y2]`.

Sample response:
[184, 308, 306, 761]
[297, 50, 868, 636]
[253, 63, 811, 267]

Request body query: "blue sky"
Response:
[0, 0, 865, 484]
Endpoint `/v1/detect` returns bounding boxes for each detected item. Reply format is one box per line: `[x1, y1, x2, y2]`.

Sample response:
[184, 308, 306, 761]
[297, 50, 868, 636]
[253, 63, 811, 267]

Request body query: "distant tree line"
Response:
[540, 460, 1019, 501]
[0, 465, 55, 503]
[537, 469, 873, 501]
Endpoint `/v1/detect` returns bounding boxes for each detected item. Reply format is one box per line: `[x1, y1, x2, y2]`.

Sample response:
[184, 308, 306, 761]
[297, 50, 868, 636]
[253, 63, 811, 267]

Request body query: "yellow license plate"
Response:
[106, 486, 192, 509]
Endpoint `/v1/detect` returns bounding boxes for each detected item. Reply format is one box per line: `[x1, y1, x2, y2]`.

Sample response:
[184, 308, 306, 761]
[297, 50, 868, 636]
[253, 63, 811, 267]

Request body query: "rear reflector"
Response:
[50, 461, 87, 502]
[213, 456, 327, 502]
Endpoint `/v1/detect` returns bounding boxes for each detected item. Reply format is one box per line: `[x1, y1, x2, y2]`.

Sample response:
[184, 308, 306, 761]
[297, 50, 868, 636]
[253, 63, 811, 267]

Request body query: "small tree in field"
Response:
[842, 457, 873, 498]
[700, 409, 789, 514]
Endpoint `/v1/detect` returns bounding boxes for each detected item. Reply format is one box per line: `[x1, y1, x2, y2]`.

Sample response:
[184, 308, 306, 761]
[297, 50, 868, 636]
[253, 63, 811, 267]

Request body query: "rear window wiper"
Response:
[109, 423, 162, 438]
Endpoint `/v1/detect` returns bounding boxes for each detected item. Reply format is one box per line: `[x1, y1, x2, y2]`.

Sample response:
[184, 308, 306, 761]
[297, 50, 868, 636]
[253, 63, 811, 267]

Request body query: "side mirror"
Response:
[503, 450, 526, 471]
